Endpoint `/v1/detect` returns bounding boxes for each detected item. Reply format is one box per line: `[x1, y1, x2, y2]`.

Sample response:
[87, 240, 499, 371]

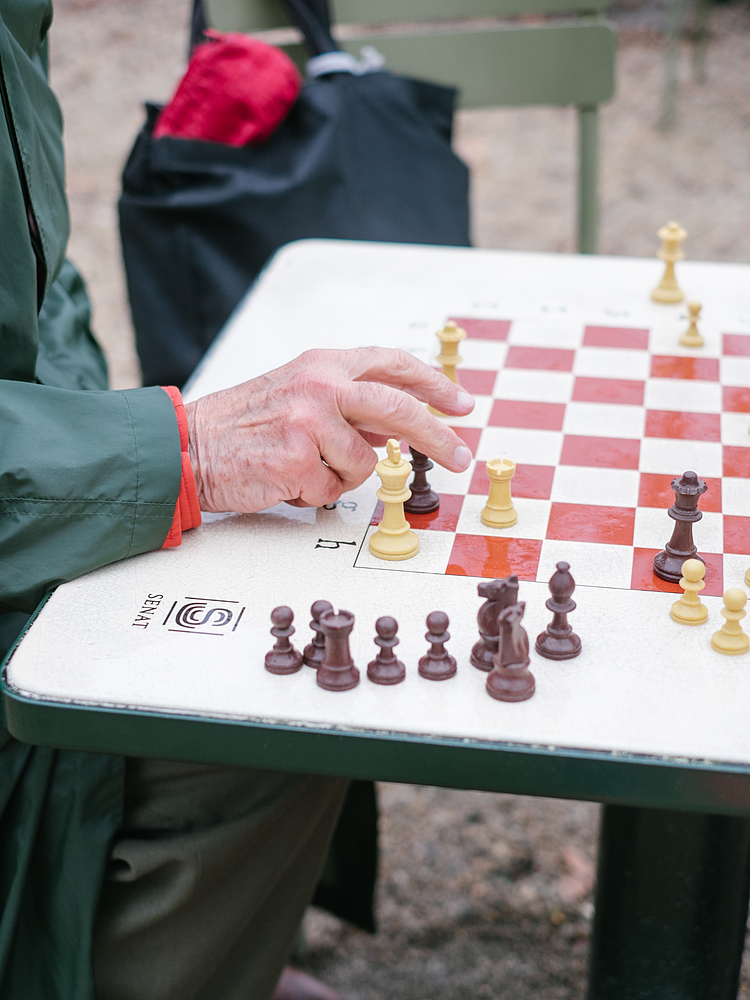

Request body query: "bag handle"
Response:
[279, 0, 338, 57]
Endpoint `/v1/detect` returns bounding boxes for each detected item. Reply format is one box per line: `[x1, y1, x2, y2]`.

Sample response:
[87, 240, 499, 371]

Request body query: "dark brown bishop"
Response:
[535, 562, 582, 660]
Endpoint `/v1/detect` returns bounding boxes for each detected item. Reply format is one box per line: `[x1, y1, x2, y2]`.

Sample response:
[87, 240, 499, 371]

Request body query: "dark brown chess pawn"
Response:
[264, 606, 303, 675]
[486, 602, 535, 702]
[303, 600, 333, 667]
[471, 575, 519, 671]
[418, 611, 457, 680]
[367, 616, 406, 685]
[535, 562, 582, 660]
[403, 446, 440, 514]
[653, 471, 707, 583]
[317, 608, 360, 691]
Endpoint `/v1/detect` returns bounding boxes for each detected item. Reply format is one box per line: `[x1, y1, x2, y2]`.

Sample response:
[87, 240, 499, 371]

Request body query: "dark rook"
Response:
[317, 609, 360, 691]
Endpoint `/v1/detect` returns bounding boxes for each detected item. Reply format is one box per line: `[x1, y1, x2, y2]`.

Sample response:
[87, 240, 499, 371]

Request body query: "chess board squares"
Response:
[422, 458, 473, 496]
[723, 446, 750, 479]
[456, 494, 551, 540]
[572, 377, 645, 407]
[644, 411, 721, 442]
[478, 426, 563, 468]
[723, 334, 750, 356]
[537, 538, 634, 590]
[640, 438, 722, 477]
[721, 477, 750, 516]
[724, 553, 750, 593]
[638, 472, 722, 513]
[722, 386, 750, 412]
[562, 402, 645, 440]
[560, 435, 640, 471]
[650, 356, 720, 381]
[631, 548, 724, 597]
[505, 318, 582, 350]
[721, 412, 750, 447]
[356, 526, 456, 574]
[489, 399, 566, 431]
[448, 426, 482, 458]
[550, 466, 640, 509]
[454, 369, 498, 395]
[446, 534, 542, 581]
[546, 503, 635, 546]
[370, 496, 465, 533]
[456, 339, 508, 371]
[504, 345, 575, 372]
[450, 317, 511, 341]
[493, 369, 573, 406]
[573, 347, 649, 381]
[633, 507, 723, 554]
[723, 516, 750, 556]
[583, 326, 650, 350]
[446, 395, 492, 429]
[468, 461, 555, 501]
[720, 357, 750, 387]
[644, 379, 721, 414]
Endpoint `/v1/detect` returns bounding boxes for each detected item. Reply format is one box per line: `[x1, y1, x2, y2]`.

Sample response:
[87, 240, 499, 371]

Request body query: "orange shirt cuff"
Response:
[161, 386, 202, 548]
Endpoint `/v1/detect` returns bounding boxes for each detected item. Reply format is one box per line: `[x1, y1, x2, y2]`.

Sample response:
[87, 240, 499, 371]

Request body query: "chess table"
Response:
[5, 240, 750, 999]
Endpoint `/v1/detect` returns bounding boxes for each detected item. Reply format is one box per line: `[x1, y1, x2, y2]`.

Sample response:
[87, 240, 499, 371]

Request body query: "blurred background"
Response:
[50, 0, 750, 995]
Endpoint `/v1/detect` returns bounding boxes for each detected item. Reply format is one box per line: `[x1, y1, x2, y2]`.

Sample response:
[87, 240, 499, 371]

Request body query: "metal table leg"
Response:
[588, 804, 750, 1000]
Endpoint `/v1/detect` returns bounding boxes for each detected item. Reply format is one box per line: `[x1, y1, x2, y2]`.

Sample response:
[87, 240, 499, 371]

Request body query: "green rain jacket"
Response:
[0, 2, 183, 995]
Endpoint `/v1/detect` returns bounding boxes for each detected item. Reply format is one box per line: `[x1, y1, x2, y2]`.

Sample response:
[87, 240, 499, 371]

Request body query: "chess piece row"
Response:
[264, 603, 458, 689]
[264, 561, 582, 701]
[670, 558, 750, 656]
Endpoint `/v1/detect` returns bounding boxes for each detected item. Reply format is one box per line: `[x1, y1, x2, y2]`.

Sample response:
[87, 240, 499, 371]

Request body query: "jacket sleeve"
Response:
[0, 380, 181, 613]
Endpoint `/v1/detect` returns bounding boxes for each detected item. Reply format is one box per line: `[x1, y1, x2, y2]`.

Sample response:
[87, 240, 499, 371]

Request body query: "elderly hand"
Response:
[185, 347, 475, 512]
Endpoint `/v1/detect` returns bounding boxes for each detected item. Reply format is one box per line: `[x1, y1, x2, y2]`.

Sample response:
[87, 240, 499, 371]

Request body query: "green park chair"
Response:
[204, 0, 616, 253]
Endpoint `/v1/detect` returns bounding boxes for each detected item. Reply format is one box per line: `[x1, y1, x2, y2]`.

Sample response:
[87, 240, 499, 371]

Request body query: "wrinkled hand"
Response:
[185, 347, 475, 513]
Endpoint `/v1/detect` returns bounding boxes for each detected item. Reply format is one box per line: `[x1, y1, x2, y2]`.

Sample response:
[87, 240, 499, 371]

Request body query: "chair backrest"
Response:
[203, 0, 616, 251]
[205, 0, 615, 109]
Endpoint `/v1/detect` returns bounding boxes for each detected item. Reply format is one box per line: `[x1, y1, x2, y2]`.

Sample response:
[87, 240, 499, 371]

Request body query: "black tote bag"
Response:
[119, 0, 470, 388]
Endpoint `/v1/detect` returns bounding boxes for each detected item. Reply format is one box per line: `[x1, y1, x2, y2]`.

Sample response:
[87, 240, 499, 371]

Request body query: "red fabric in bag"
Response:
[154, 29, 302, 147]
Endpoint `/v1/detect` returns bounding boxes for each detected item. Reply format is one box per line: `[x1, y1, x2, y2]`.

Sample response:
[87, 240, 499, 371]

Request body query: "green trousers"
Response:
[93, 759, 348, 1000]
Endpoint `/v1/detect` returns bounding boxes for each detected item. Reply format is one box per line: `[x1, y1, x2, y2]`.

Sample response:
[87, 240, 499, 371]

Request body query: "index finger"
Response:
[336, 380, 473, 473]
[340, 347, 475, 418]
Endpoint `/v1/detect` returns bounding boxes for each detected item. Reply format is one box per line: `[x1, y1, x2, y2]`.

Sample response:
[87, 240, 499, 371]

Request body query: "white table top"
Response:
[8, 240, 750, 766]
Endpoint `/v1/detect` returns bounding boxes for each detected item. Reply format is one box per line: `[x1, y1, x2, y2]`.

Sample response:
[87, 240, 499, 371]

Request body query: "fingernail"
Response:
[454, 445, 472, 470]
[456, 390, 475, 410]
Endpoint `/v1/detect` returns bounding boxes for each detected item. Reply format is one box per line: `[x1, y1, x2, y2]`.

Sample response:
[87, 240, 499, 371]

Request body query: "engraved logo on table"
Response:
[161, 596, 246, 636]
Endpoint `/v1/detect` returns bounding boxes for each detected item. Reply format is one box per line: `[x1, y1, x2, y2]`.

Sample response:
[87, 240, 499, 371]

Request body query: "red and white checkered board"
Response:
[357, 317, 750, 597]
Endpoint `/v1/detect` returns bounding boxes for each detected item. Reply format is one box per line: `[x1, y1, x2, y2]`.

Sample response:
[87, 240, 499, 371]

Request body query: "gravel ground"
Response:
[47, 2, 750, 996]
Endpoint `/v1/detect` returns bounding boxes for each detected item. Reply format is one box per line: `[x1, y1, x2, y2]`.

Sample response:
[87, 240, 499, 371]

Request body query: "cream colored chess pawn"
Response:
[369, 439, 419, 561]
[710, 588, 750, 655]
[745, 566, 750, 588]
[481, 459, 518, 529]
[651, 221, 687, 304]
[679, 302, 704, 348]
[670, 558, 707, 625]
[429, 320, 467, 416]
